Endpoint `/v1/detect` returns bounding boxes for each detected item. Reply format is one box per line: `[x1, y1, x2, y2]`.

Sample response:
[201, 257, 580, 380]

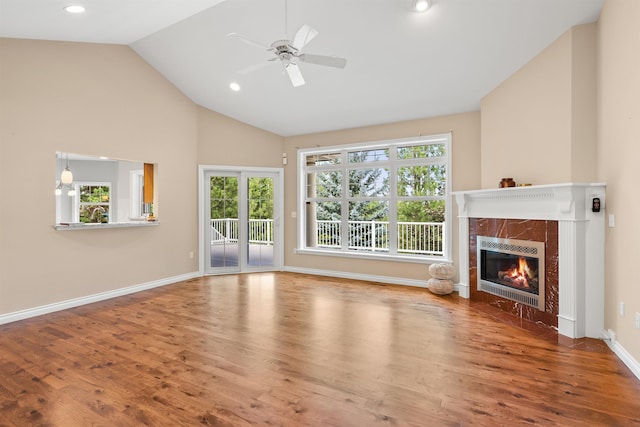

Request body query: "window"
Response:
[72, 182, 111, 223]
[298, 134, 451, 261]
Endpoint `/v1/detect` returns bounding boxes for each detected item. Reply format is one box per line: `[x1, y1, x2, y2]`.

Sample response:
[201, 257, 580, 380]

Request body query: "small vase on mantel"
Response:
[427, 263, 455, 295]
[500, 178, 516, 188]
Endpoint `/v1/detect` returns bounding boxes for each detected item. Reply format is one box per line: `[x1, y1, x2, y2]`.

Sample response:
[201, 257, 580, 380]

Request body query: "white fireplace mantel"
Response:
[453, 183, 606, 339]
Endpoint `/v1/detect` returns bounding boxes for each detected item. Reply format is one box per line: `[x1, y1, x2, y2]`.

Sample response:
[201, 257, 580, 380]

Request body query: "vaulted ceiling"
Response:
[0, 0, 603, 136]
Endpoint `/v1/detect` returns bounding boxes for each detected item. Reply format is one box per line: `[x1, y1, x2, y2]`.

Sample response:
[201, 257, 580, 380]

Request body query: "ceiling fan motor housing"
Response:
[270, 40, 296, 65]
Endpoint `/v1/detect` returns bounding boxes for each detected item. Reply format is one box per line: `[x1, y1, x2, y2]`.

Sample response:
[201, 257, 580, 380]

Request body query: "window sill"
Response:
[295, 248, 451, 264]
[53, 221, 159, 231]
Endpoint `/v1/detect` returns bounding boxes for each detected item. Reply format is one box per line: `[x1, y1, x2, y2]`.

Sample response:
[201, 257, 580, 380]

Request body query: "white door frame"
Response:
[198, 165, 284, 275]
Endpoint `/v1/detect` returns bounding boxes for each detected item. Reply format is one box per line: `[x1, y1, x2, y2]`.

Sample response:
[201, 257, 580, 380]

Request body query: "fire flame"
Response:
[500, 257, 535, 289]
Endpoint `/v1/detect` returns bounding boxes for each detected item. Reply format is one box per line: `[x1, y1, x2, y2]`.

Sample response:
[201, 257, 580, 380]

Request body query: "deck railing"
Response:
[211, 218, 443, 256]
[317, 220, 444, 256]
[210, 218, 273, 245]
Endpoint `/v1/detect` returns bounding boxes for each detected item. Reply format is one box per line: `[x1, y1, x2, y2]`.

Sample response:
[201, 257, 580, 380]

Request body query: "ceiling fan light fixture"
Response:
[412, 0, 431, 13]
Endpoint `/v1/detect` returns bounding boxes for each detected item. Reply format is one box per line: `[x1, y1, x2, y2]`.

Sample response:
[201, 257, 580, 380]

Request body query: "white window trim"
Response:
[130, 170, 144, 220]
[296, 133, 452, 263]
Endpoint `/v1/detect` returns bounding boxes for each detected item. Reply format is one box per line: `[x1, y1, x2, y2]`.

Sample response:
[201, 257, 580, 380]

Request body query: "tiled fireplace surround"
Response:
[453, 184, 606, 339]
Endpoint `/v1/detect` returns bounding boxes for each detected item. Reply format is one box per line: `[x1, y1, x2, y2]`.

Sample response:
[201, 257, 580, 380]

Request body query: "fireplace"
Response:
[453, 183, 606, 339]
[477, 236, 545, 311]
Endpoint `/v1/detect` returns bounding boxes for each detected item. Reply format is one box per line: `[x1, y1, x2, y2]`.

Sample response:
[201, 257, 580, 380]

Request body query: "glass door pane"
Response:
[246, 176, 274, 267]
[208, 174, 239, 271]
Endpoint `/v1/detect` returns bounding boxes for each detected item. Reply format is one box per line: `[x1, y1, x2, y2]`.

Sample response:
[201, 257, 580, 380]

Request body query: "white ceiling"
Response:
[0, 0, 603, 136]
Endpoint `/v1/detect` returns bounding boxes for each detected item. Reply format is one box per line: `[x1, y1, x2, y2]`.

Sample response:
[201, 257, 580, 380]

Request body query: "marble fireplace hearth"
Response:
[453, 183, 606, 339]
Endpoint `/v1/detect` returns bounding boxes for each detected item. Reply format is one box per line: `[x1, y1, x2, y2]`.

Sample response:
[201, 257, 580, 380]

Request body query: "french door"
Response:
[201, 167, 282, 274]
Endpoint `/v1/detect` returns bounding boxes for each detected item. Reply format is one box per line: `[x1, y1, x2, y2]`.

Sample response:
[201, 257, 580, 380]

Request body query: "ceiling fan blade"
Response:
[285, 63, 305, 87]
[238, 60, 274, 75]
[298, 53, 347, 69]
[291, 24, 318, 51]
[227, 32, 272, 50]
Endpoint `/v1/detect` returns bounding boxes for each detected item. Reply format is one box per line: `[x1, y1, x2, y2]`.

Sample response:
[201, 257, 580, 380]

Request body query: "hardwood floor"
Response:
[1, 272, 639, 426]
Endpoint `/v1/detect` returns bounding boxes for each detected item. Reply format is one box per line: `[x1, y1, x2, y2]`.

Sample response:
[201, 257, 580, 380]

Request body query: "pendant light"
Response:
[60, 153, 73, 185]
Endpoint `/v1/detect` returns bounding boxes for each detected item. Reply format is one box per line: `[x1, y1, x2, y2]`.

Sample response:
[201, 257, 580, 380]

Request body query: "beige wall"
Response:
[197, 107, 283, 167]
[0, 39, 200, 314]
[480, 24, 597, 188]
[598, 0, 640, 361]
[283, 112, 481, 282]
[571, 24, 598, 183]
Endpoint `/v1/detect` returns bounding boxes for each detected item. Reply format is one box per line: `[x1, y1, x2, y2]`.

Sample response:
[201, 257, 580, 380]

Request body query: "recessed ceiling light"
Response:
[64, 5, 86, 14]
[412, 0, 431, 13]
[229, 82, 241, 92]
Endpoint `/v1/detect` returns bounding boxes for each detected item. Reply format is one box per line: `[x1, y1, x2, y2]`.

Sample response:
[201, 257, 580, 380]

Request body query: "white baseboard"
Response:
[283, 265, 460, 292]
[457, 282, 470, 298]
[602, 329, 640, 381]
[0, 271, 201, 325]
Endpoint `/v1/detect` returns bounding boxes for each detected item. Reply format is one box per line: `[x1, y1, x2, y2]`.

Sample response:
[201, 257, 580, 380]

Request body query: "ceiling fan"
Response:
[227, 1, 347, 87]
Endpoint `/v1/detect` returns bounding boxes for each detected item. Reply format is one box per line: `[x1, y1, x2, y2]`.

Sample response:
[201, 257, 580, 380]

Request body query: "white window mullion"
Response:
[72, 184, 79, 223]
[340, 150, 349, 250]
[388, 147, 398, 254]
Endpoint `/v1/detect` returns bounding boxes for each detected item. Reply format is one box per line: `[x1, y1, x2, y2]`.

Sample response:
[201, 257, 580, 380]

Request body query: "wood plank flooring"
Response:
[1, 272, 639, 426]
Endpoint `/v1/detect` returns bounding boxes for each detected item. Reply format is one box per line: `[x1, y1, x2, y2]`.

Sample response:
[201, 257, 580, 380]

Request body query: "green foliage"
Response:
[79, 185, 110, 203]
[398, 200, 445, 223]
[210, 176, 238, 219]
[248, 177, 273, 220]
[397, 143, 445, 159]
[209, 176, 274, 219]
[314, 171, 342, 200]
[397, 165, 446, 197]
